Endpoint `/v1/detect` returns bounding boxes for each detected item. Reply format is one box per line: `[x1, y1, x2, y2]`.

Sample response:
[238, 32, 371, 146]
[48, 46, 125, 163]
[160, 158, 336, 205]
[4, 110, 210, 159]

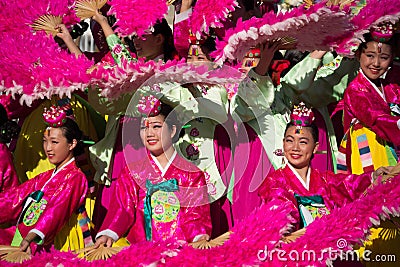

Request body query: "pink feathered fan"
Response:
[108, 0, 168, 37]
[213, 3, 355, 64]
[0, 31, 93, 106]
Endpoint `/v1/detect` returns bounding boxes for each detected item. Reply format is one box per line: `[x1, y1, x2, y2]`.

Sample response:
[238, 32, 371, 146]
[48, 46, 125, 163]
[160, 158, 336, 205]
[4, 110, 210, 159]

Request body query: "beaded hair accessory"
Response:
[371, 22, 395, 43]
[188, 31, 206, 56]
[137, 95, 162, 118]
[243, 47, 261, 68]
[290, 102, 315, 134]
[43, 105, 68, 127]
[370, 22, 396, 52]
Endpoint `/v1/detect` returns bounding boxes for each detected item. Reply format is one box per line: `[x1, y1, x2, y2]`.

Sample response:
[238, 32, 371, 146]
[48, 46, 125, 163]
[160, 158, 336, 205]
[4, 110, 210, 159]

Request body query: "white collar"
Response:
[287, 163, 311, 191]
[150, 150, 177, 177]
[360, 69, 386, 102]
[42, 157, 75, 191]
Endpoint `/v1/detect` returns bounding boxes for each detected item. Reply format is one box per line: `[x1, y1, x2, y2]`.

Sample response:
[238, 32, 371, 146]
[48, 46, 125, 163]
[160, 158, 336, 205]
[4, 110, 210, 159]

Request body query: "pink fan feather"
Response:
[107, 0, 168, 37]
[190, 0, 238, 38]
[91, 59, 244, 99]
[153, 62, 244, 85]
[212, 3, 355, 64]
[0, 175, 399, 266]
[335, 0, 400, 56]
[90, 58, 178, 98]
[0, 0, 79, 34]
[0, 31, 93, 106]
[165, 200, 294, 266]
[282, 176, 400, 266]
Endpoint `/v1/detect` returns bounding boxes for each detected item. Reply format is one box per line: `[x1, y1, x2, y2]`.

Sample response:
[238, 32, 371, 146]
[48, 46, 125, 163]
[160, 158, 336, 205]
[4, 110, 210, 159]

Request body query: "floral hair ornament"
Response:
[137, 94, 162, 121]
[370, 22, 395, 52]
[43, 105, 68, 128]
[371, 22, 395, 43]
[243, 47, 261, 68]
[188, 31, 206, 56]
[290, 102, 315, 134]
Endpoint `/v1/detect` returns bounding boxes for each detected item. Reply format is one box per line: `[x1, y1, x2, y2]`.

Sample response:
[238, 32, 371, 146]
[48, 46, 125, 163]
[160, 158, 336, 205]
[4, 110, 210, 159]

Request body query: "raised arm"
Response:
[55, 24, 83, 57]
[281, 51, 326, 93]
[231, 41, 281, 122]
[173, 0, 194, 57]
[91, 11, 134, 65]
[281, 52, 359, 108]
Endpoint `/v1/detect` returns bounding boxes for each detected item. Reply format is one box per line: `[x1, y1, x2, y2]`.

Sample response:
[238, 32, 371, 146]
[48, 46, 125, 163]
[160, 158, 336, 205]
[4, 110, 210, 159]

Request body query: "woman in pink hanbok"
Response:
[0, 106, 90, 253]
[338, 24, 400, 175]
[259, 103, 392, 232]
[337, 23, 400, 267]
[87, 11, 178, 233]
[94, 96, 211, 247]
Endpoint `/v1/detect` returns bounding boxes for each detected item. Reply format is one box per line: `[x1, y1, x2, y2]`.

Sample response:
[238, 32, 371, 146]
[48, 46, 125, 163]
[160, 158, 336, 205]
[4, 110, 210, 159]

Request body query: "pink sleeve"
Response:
[0, 176, 38, 224]
[325, 171, 372, 207]
[345, 82, 400, 145]
[258, 173, 300, 230]
[179, 171, 212, 242]
[28, 172, 87, 245]
[99, 166, 138, 238]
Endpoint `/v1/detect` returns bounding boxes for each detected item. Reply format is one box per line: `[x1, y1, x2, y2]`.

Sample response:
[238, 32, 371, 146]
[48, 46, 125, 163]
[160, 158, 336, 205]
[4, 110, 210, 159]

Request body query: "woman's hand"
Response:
[92, 10, 114, 38]
[19, 240, 32, 254]
[19, 232, 37, 254]
[92, 10, 107, 26]
[309, 50, 327, 60]
[94, 235, 114, 248]
[193, 234, 210, 242]
[55, 24, 73, 43]
[55, 24, 83, 56]
[180, 0, 194, 13]
[254, 40, 282, 76]
[372, 166, 395, 184]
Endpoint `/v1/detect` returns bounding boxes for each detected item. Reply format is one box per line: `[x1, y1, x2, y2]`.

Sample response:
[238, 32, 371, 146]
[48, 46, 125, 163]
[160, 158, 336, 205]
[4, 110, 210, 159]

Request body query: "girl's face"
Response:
[43, 127, 75, 167]
[359, 41, 393, 80]
[140, 115, 176, 157]
[133, 33, 163, 60]
[283, 125, 318, 170]
[187, 45, 211, 65]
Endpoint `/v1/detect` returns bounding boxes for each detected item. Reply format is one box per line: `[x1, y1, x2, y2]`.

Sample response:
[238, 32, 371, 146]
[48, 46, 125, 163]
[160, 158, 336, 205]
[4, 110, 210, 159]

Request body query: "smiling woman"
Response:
[43, 123, 79, 169]
[258, 103, 394, 232]
[139, 103, 177, 160]
[94, 96, 211, 248]
[338, 22, 400, 267]
[283, 124, 319, 178]
[0, 106, 90, 254]
[88, 13, 179, 234]
[340, 23, 400, 175]
[359, 41, 393, 80]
